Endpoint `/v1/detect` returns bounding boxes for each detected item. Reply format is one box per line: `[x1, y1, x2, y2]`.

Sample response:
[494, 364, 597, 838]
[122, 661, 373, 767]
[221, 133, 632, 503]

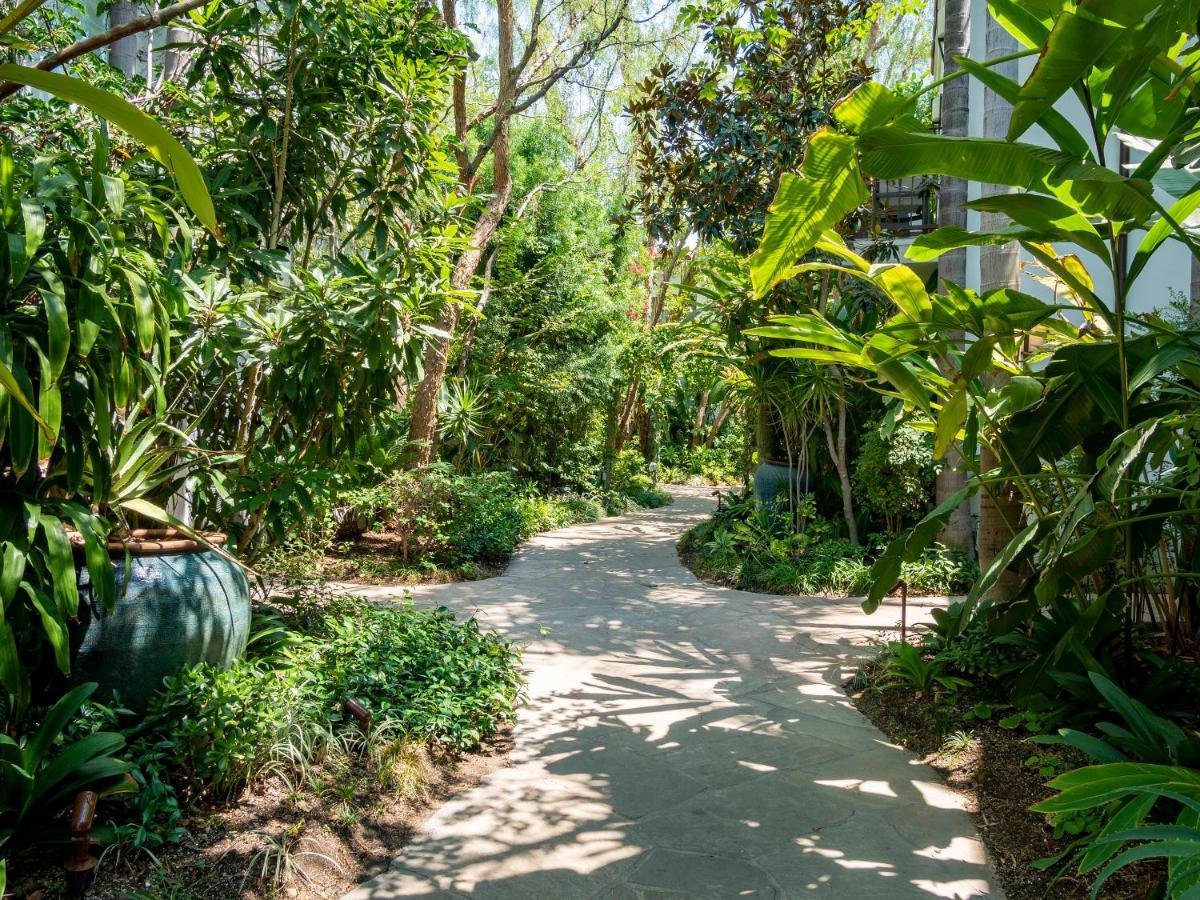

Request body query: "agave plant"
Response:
[439, 378, 491, 471]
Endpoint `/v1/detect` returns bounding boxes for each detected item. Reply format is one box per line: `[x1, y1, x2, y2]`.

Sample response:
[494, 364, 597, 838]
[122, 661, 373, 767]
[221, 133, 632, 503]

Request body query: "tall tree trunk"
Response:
[822, 396, 858, 546]
[691, 391, 710, 447]
[934, 0, 974, 552]
[977, 13, 1025, 602]
[108, 2, 140, 76]
[406, 0, 515, 467]
[705, 400, 731, 448]
[455, 245, 499, 379]
[159, 24, 195, 88]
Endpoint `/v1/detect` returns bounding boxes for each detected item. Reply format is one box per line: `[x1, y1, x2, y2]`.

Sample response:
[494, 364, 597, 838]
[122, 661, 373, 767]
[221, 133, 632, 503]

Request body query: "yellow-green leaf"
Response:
[750, 130, 868, 297]
[0, 64, 218, 234]
[934, 389, 968, 460]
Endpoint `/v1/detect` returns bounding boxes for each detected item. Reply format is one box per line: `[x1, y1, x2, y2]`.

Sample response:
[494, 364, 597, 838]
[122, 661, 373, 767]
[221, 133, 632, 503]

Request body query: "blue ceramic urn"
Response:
[72, 530, 251, 711]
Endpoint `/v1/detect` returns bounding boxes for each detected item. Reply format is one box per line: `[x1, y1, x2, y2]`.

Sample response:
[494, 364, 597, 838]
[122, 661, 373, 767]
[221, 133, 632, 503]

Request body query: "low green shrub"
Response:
[516, 494, 604, 536]
[610, 449, 674, 509]
[443, 471, 527, 562]
[621, 474, 673, 509]
[878, 641, 969, 698]
[932, 619, 1029, 680]
[129, 594, 523, 803]
[852, 424, 935, 534]
[680, 504, 976, 596]
[321, 466, 612, 576]
[658, 439, 745, 486]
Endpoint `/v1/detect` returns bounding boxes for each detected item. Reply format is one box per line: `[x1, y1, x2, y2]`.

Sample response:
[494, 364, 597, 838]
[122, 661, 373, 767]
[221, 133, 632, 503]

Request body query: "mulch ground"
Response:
[318, 532, 507, 586]
[11, 730, 513, 900]
[847, 682, 1161, 900]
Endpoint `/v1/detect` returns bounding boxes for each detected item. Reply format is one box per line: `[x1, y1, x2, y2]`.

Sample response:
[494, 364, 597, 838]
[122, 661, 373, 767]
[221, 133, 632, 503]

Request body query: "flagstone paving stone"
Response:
[343, 487, 1002, 899]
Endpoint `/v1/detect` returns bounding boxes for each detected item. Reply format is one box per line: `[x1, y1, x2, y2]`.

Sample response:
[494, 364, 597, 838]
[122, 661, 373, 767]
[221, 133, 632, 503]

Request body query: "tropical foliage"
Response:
[746, 1, 1200, 892]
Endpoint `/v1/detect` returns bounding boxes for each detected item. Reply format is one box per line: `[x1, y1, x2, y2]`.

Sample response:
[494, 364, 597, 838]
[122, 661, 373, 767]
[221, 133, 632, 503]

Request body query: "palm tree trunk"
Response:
[108, 2, 140, 76]
[977, 12, 1025, 602]
[934, 0, 974, 553]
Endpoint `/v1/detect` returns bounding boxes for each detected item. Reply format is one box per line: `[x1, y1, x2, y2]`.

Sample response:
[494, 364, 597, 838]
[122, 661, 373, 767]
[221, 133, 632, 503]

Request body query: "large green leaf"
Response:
[1008, 0, 1161, 141]
[0, 330, 47, 436]
[986, 0, 1053, 49]
[747, 314, 867, 357]
[37, 270, 69, 381]
[907, 226, 1065, 263]
[831, 82, 912, 134]
[961, 193, 1110, 261]
[953, 518, 1039, 633]
[37, 511, 79, 621]
[863, 483, 976, 614]
[933, 388, 968, 461]
[0, 65, 217, 233]
[1128, 184, 1200, 287]
[1037, 763, 1200, 812]
[954, 56, 1092, 159]
[22, 682, 95, 770]
[749, 129, 868, 296]
[57, 502, 114, 612]
[856, 127, 1158, 224]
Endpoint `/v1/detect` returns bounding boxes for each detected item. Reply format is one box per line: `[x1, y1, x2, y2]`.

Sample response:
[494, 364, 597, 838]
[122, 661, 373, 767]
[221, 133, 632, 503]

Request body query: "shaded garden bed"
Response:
[7, 592, 525, 899]
[846, 677, 1162, 900]
[14, 730, 511, 900]
[677, 501, 976, 598]
[319, 532, 510, 585]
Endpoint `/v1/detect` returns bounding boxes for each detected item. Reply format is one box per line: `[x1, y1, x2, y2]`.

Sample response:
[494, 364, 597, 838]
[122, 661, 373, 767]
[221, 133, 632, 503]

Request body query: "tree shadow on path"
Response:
[345, 489, 998, 899]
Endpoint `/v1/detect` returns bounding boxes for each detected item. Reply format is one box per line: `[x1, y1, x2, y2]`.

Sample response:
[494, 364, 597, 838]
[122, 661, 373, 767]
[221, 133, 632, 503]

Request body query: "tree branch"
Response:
[0, 0, 211, 101]
[509, 4, 627, 118]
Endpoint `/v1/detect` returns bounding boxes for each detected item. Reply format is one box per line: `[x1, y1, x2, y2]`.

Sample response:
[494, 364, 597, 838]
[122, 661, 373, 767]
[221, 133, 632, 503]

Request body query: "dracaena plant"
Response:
[744, 0, 1200, 670]
[0, 1, 218, 725]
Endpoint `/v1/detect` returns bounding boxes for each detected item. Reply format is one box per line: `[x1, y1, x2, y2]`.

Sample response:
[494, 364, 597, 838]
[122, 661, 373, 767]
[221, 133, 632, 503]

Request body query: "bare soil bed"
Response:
[848, 683, 1160, 900]
[12, 730, 512, 900]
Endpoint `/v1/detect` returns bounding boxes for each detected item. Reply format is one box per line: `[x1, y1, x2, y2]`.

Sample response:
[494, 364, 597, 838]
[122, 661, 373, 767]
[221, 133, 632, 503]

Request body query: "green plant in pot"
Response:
[0, 0, 235, 723]
[73, 403, 250, 712]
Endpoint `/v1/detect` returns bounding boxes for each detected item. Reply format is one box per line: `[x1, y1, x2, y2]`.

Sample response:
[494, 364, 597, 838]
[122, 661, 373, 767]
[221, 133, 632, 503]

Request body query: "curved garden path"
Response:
[345, 486, 1002, 899]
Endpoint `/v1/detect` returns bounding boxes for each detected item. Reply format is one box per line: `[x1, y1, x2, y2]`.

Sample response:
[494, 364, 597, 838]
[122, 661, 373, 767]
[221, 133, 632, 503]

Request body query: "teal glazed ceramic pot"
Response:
[753, 460, 810, 506]
[72, 529, 251, 710]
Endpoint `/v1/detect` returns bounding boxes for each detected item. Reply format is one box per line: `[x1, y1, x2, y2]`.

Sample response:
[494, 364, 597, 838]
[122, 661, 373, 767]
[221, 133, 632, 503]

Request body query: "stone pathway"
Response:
[344, 487, 1002, 899]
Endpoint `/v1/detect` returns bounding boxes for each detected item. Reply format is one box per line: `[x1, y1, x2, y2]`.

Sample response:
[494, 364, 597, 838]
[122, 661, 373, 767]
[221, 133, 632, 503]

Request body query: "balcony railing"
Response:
[851, 176, 937, 238]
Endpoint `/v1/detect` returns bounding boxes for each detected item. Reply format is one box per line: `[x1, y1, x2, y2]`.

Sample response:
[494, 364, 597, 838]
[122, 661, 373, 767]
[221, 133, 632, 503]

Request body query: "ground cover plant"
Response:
[10, 591, 524, 896]
[680, 491, 976, 596]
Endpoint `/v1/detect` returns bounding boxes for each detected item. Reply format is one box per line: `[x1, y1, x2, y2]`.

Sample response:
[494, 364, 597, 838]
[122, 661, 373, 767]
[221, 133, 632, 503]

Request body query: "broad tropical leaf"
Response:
[0, 65, 217, 233]
[749, 130, 867, 296]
